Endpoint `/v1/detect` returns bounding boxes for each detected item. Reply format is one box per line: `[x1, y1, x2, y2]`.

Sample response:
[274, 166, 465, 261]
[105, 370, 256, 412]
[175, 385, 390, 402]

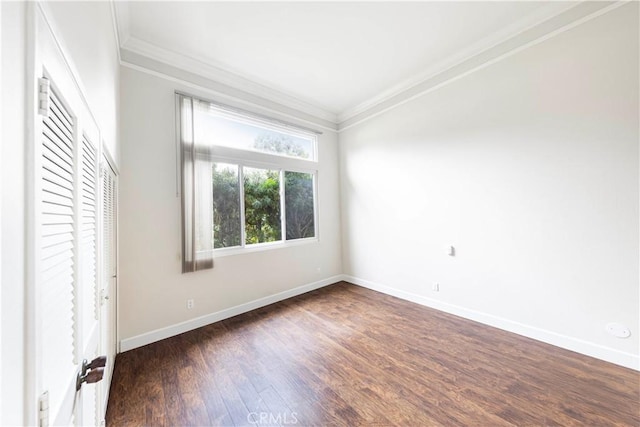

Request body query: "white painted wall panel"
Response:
[118, 66, 343, 342]
[1, 2, 27, 425]
[339, 4, 639, 367]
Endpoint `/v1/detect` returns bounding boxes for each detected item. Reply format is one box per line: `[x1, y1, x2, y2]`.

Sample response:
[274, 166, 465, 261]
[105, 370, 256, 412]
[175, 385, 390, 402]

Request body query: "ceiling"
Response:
[115, 1, 577, 123]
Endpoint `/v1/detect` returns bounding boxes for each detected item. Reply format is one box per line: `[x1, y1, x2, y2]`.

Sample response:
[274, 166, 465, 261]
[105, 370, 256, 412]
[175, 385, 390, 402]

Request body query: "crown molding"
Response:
[337, 1, 580, 124]
[112, 0, 130, 47]
[109, 0, 122, 64]
[120, 59, 338, 133]
[111, 0, 626, 132]
[120, 35, 339, 124]
[338, 1, 627, 132]
[113, 0, 337, 125]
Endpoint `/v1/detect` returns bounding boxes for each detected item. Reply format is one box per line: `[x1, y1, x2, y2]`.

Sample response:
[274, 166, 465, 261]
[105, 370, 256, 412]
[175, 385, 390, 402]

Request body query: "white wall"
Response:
[1, 2, 27, 425]
[339, 4, 639, 368]
[118, 66, 343, 345]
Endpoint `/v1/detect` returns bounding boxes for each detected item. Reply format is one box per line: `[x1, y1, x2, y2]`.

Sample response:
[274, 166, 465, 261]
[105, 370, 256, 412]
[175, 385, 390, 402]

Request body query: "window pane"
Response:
[212, 163, 241, 248]
[285, 172, 315, 240]
[244, 167, 281, 244]
[194, 101, 315, 160]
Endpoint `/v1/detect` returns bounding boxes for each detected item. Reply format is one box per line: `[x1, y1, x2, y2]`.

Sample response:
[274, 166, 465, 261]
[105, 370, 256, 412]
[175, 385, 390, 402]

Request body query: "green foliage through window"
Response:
[212, 163, 241, 248]
[244, 168, 281, 244]
[209, 133, 316, 250]
[253, 133, 310, 159]
[211, 165, 316, 248]
[285, 172, 315, 240]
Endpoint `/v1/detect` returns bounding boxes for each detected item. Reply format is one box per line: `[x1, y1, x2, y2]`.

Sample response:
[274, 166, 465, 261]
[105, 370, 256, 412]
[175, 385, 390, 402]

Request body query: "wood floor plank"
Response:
[274, 297, 511, 426]
[106, 282, 640, 426]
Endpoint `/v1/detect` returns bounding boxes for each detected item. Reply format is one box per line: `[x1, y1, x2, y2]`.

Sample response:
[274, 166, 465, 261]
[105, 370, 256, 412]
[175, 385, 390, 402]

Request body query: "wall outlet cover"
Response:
[605, 322, 631, 338]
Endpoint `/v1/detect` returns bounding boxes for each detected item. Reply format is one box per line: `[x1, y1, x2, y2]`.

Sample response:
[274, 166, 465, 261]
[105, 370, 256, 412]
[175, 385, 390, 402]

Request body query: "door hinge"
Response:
[38, 391, 49, 427]
[38, 78, 50, 117]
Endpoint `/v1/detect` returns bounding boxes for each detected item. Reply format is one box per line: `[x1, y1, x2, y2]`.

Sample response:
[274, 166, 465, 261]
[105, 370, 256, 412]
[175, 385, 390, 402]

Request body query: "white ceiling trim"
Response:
[338, 1, 628, 132]
[336, 1, 579, 123]
[112, 0, 130, 47]
[113, 0, 337, 124]
[109, 0, 122, 64]
[120, 60, 339, 133]
[120, 35, 339, 124]
[112, 1, 625, 131]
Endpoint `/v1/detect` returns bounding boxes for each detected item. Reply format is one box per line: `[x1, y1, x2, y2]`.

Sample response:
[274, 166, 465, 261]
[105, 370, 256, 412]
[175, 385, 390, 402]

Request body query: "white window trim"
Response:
[192, 123, 320, 256]
[208, 155, 320, 254]
[200, 236, 318, 258]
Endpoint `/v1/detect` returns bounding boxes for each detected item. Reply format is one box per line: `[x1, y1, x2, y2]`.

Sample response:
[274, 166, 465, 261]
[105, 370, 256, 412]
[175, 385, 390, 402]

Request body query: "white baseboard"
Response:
[343, 275, 639, 371]
[119, 275, 342, 352]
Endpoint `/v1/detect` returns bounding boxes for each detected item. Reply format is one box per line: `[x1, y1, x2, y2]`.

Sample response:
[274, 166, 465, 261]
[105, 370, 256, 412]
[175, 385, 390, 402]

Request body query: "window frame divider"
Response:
[238, 163, 247, 248]
[280, 169, 286, 242]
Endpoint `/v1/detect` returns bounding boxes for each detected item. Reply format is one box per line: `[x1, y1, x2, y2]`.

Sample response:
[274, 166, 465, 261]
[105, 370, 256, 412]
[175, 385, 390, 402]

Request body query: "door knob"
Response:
[87, 356, 107, 371]
[77, 368, 104, 390]
[76, 356, 107, 390]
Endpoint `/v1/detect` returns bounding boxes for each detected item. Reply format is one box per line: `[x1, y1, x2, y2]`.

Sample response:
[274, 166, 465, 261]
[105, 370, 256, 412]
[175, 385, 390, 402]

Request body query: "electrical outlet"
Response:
[432, 282, 440, 292]
[187, 299, 194, 309]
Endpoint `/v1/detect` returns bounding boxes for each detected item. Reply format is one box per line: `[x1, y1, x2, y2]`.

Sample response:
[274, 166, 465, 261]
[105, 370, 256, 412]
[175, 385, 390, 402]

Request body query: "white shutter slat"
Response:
[82, 209, 96, 219]
[42, 149, 73, 188]
[42, 201, 73, 216]
[42, 175, 73, 197]
[47, 114, 73, 146]
[49, 90, 73, 128]
[42, 167, 73, 193]
[43, 122, 73, 160]
[81, 217, 96, 227]
[41, 244, 74, 270]
[42, 231, 73, 248]
[81, 145, 96, 170]
[47, 109, 73, 143]
[40, 86, 76, 417]
[41, 247, 75, 266]
[42, 223, 73, 237]
[42, 190, 73, 208]
[81, 191, 96, 204]
[42, 265, 74, 288]
[42, 213, 74, 226]
[81, 133, 98, 327]
[81, 224, 96, 233]
[42, 260, 73, 284]
[44, 107, 73, 144]
[42, 143, 73, 181]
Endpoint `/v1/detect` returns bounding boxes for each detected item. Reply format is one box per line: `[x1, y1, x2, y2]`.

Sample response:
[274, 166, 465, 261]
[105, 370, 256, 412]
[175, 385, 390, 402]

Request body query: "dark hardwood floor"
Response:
[106, 282, 639, 426]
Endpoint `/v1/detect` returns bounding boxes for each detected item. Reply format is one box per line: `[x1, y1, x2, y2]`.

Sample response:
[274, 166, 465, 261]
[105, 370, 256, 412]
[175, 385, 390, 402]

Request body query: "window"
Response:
[212, 163, 241, 248]
[244, 167, 282, 244]
[178, 93, 319, 272]
[194, 105, 316, 160]
[285, 171, 315, 240]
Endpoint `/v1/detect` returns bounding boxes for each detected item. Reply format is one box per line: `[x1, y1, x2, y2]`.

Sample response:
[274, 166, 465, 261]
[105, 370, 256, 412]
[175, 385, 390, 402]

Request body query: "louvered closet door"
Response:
[35, 7, 104, 426]
[39, 83, 103, 426]
[98, 157, 117, 423]
[79, 132, 100, 427]
[40, 84, 78, 425]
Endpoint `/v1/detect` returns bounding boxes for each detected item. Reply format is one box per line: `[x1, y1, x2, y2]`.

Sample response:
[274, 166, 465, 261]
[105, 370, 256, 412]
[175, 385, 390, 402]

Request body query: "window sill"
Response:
[209, 237, 319, 258]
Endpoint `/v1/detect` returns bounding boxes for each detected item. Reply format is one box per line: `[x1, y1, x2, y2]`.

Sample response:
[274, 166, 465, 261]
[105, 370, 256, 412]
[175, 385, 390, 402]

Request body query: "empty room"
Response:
[1, 0, 638, 426]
